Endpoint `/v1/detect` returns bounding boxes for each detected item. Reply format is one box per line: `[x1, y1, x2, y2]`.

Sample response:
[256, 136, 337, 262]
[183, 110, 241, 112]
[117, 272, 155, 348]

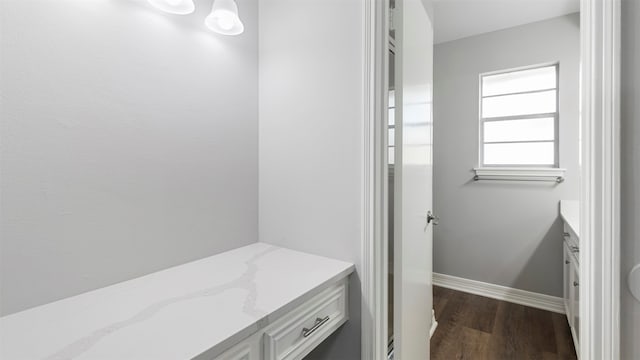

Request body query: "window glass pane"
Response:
[484, 142, 555, 165]
[389, 108, 395, 126]
[388, 128, 395, 146]
[484, 118, 555, 142]
[404, 124, 430, 145]
[388, 146, 395, 165]
[482, 66, 556, 96]
[482, 90, 556, 118]
[389, 90, 395, 108]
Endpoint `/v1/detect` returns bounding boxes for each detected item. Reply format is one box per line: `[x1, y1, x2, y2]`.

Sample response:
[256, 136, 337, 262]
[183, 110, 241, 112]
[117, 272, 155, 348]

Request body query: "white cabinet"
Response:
[0, 244, 354, 360]
[571, 260, 580, 343]
[214, 332, 262, 360]
[264, 281, 348, 360]
[563, 244, 573, 319]
[213, 279, 348, 360]
[562, 223, 580, 358]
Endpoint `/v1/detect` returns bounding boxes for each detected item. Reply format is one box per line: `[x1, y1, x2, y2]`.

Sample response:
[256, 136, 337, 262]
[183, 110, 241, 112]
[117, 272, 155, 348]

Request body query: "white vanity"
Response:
[0, 243, 354, 360]
[560, 200, 580, 356]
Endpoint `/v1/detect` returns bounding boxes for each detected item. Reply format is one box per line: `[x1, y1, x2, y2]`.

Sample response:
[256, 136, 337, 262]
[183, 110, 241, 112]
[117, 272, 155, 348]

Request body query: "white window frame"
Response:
[478, 63, 560, 168]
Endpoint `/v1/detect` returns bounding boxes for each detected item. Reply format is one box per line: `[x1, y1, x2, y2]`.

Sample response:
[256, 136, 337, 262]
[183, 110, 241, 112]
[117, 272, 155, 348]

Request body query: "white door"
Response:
[393, 0, 434, 359]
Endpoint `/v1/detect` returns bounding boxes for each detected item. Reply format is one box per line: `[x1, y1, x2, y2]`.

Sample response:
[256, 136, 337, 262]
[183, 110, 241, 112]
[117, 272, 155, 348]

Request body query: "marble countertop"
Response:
[0, 243, 354, 360]
[560, 200, 580, 238]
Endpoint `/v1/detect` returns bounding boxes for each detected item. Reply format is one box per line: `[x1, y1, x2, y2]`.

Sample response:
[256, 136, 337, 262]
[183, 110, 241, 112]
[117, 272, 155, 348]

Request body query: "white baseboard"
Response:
[429, 309, 438, 338]
[433, 273, 565, 314]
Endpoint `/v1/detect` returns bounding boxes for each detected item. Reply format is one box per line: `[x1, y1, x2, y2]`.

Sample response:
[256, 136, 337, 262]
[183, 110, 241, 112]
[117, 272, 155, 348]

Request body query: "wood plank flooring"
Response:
[431, 286, 577, 360]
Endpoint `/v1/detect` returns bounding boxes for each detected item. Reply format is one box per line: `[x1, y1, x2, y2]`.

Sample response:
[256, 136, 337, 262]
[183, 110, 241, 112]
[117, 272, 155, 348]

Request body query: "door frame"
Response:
[579, 0, 621, 359]
[361, 0, 390, 359]
[360, 0, 621, 359]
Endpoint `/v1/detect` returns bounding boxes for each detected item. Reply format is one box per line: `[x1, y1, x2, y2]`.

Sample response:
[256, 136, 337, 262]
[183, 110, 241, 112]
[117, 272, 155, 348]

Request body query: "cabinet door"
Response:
[572, 261, 580, 342]
[563, 243, 572, 321]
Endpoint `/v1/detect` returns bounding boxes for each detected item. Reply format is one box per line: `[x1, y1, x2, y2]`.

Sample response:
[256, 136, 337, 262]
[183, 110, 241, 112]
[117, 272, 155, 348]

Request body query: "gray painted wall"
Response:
[433, 14, 580, 297]
[0, 0, 259, 316]
[258, 1, 363, 358]
[620, 0, 640, 357]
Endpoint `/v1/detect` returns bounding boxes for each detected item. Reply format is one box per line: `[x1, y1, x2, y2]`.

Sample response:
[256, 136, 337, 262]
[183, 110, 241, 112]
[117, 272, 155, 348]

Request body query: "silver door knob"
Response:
[427, 211, 439, 225]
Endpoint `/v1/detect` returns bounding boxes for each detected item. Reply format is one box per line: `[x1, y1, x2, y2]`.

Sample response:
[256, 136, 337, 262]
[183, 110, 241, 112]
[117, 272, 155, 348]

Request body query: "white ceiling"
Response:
[433, 0, 580, 44]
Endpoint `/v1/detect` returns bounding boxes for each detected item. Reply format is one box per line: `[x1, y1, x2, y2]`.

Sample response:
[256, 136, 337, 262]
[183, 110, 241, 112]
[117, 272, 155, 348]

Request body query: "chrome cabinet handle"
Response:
[427, 211, 439, 226]
[563, 232, 571, 237]
[302, 316, 330, 338]
[573, 281, 579, 287]
[570, 245, 579, 253]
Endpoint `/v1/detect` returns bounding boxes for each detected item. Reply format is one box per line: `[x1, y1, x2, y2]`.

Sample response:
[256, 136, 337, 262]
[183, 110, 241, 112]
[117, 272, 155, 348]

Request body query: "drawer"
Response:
[563, 223, 579, 247]
[564, 239, 580, 267]
[563, 224, 579, 263]
[211, 332, 262, 360]
[264, 280, 348, 360]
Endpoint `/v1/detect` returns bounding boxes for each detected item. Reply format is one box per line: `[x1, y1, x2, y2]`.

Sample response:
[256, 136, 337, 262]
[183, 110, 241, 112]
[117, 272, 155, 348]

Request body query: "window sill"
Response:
[473, 167, 566, 183]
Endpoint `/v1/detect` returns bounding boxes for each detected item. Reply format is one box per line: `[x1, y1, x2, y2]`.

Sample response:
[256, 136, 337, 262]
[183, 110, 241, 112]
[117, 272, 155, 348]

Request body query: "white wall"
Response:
[258, 0, 364, 358]
[433, 14, 580, 297]
[0, 0, 259, 315]
[620, 0, 640, 357]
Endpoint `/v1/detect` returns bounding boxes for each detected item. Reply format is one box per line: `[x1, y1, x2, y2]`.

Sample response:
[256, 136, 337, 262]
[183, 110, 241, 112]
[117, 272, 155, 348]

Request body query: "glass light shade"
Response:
[205, 0, 244, 35]
[147, 0, 195, 14]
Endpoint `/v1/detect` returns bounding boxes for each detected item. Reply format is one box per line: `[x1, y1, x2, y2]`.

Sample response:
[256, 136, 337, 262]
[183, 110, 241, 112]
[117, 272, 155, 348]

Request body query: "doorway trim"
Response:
[360, 0, 621, 359]
[579, 0, 621, 359]
[361, 0, 389, 359]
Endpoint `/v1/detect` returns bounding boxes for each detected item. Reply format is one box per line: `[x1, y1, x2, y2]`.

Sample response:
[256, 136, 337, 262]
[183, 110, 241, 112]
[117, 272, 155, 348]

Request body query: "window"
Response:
[480, 64, 559, 167]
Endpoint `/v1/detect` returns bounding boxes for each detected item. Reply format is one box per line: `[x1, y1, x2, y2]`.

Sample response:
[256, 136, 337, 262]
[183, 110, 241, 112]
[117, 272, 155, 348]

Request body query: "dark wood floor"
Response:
[431, 286, 577, 360]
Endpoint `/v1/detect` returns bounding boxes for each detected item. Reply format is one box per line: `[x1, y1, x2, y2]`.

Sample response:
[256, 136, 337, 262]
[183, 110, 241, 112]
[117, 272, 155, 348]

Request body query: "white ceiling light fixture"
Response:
[147, 0, 195, 15]
[205, 0, 244, 36]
